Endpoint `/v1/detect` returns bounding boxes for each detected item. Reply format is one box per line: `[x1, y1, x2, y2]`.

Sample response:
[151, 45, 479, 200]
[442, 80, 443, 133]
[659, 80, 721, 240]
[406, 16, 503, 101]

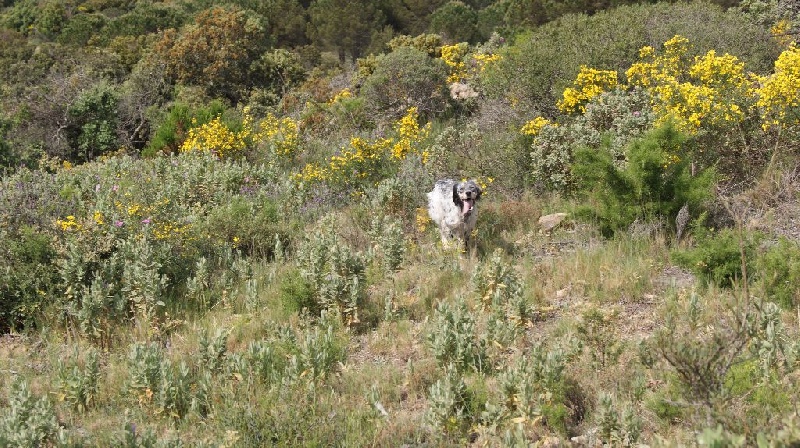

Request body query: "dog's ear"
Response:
[452, 183, 462, 205]
[475, 181, 482, 200]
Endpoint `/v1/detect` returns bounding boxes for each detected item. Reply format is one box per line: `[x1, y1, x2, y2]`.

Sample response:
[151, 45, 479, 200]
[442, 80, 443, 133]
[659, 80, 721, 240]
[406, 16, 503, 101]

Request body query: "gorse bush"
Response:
[756, 238, 800, 309]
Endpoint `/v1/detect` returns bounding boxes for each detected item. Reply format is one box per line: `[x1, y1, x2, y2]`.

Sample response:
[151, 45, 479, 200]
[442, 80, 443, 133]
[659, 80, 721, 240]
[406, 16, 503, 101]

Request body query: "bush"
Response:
[756, 237, 800, 309]
[295, 215, 368, 325]
[672, 228, 760, 289]
[65, 82, 119, 163]
[144, 101, 226, 156]
[573, 121, 716, 237]
[0, 225, 59, 332]
[360, 46, 450, 122]
[427, 297, 487, 373]
[480, 2, 778, 117]
[198, 195, 287, 259]
[0, 380, 59, 447]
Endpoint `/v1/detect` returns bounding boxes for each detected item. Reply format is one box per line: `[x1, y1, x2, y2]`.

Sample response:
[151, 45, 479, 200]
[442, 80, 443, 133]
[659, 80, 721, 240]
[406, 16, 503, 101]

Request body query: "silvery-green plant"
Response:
[425, 365, 472, 434]
[750, 300, 795, 379]
[485, 343, 567, 425]
[473, 249, 524, 310]
[296, 215, 367, 324]
[246, 340, 284, 385]
[368, 214, 406, 274]
[57, 347, 101, 412]
[185, 257, 209, 299]
[197, 327, 229, 374]
[127, 342, 165, 404]
[155, 359, 192, 420]
[0, 380, 58, 447]
[428, 297, 487, 373]
[596, 393, 642, 446]
[285, 312, 346, 386]
[119, 235, 168, 340]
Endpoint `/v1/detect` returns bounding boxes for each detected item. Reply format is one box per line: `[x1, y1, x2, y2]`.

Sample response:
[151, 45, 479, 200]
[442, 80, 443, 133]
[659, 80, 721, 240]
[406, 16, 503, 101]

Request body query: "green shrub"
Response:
[199, 195, 286, 259]
[755, 237, 800, 309]
[57, 13, 107, 46]
[429, 1, 479, 43]
[360, 46, 450, 122]
[144, 101, 226, 156]
[65, 82, 119, 163]
[573, 121, 715, 237]
[0, 225, 59, 332]
[672, 228, 760, 288]
[576, 308, 623, 368]
[481, 2, 778, 116]
[279, 268, 317, 314]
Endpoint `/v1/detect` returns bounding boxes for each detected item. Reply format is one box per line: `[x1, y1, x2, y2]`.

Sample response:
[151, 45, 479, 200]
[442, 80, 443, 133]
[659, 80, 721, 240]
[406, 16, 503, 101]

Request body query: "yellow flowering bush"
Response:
[623, 35, 754, 133]
[771, 19, 795, 49]
[180, 117, 248, 159]
[391, 107, 431, 162]
[294, 107, 430, 191]
[558, 65, 619, 115]
[327, 88, 353, 105]
[254, 113, 300, 159]
[756, 44, 800, 130]
[440, 43, 470, 83]
[472, 52, 501, 73]
[56, 215, 83, 232]
[521, 116, 553, 136]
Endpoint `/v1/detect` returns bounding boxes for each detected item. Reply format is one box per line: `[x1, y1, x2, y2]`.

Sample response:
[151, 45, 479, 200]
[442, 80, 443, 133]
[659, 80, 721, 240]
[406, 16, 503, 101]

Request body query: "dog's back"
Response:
[427, 179, 458, 225]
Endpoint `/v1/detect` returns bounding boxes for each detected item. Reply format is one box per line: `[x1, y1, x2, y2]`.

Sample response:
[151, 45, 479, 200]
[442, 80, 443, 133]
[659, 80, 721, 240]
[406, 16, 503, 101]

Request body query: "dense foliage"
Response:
[2, 0, 800, 445]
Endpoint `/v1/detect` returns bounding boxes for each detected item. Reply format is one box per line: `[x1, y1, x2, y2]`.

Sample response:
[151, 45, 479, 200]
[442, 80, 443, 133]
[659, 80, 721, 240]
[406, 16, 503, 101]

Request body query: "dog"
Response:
[427, 179, 482, 249]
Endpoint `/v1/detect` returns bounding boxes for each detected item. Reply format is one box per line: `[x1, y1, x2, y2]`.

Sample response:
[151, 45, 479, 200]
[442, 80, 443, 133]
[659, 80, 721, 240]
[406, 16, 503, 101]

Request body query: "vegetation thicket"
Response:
[1, 0, 800, 445]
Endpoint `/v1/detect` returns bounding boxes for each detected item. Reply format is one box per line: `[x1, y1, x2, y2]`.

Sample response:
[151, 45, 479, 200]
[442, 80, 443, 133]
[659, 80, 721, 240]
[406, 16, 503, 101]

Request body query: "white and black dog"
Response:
[427, 179, 482, 249]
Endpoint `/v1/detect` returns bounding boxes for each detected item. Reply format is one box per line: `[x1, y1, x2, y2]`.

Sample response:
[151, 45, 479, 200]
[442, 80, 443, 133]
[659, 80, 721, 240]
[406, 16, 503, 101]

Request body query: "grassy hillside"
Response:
[2, 0, 800, 446]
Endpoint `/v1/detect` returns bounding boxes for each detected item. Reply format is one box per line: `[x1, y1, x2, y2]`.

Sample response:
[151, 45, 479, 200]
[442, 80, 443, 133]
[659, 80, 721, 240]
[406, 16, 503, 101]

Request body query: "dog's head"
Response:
[452, 179, 482, 216]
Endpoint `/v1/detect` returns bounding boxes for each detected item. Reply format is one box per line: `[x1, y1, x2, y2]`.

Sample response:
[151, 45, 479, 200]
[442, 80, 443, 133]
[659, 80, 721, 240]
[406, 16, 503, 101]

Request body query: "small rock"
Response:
[538, 213, 568, 233]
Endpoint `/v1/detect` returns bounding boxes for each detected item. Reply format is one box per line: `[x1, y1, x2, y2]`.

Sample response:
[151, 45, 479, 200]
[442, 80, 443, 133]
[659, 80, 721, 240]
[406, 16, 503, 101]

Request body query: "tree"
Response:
[153, 6, 271, 104]
[429, 1, 479, 43]
[307, 0, 384, 63]
[65, 82, 119, 162]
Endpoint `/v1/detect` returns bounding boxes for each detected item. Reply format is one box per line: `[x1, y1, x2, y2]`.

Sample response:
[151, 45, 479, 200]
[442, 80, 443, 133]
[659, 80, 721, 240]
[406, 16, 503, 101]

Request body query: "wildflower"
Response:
[558, 66, 618, 114]
[521, 116, 552, 136]
[114, 220, 124, 227]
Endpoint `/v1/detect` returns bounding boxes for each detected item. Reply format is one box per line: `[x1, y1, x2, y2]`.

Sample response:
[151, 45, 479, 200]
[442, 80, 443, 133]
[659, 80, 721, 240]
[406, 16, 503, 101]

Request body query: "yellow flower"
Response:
[557, 65, 618, 114]
[180, 117, 247, 159]
[521, 116, 552, 136]
[440, 43, 469, 83]
[756, 44, 800, 129]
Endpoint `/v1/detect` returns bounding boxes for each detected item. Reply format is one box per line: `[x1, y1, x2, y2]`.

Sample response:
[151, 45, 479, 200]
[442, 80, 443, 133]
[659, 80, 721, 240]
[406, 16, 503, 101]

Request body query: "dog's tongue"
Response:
[463, 199, 474, 215]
